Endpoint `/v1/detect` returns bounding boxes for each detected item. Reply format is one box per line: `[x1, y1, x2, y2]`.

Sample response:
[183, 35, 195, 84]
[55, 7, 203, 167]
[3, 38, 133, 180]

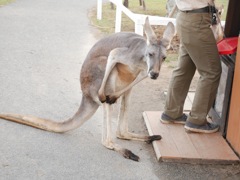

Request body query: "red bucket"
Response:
[217, 37, 238, 55]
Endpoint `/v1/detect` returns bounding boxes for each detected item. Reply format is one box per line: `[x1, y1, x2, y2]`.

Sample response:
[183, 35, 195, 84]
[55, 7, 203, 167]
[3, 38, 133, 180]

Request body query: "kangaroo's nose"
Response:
[150, 72, 159, 80]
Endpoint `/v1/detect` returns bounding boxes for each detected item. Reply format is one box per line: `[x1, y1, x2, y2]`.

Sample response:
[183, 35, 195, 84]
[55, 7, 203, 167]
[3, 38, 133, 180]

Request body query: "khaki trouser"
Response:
[164, 11, 222, 125]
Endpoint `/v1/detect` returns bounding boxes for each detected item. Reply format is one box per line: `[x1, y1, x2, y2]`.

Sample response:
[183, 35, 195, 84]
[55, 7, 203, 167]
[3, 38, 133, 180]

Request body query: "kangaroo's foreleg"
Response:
[105, 71, 148, 104]
[101, 103, 139, 161]
[116, 89, 162, 144]
[98, 47, 128, 103]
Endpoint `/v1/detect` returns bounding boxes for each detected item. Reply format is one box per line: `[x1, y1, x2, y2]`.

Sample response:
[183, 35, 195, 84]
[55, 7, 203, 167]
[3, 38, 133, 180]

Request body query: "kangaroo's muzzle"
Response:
[149, 71, 159, 80]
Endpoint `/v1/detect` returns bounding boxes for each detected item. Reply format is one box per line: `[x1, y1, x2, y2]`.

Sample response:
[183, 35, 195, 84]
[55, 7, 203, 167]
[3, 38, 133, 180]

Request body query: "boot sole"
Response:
[160, 119, 186, 125]
[184, 125, 219, 134]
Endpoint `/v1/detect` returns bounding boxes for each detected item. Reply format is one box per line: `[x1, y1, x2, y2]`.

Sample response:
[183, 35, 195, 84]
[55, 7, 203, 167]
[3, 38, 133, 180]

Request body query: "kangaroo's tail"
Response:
[0, 96, 99, 133]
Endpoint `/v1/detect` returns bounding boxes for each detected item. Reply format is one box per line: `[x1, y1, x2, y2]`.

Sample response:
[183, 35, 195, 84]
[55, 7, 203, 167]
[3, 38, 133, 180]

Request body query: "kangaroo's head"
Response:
[144, 17, 175, 79]
[210, 5, 224, 42]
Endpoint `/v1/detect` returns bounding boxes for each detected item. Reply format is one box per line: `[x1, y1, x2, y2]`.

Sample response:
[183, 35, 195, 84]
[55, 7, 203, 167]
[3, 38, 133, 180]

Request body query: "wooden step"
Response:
[143, 111, 239, 164]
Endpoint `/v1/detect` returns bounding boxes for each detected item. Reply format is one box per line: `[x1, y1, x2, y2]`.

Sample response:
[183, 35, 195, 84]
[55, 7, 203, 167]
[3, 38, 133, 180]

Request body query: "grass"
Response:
[89, 0, 229, 65]
[90, 0, 169, 34]
[0, 0, 14, 6]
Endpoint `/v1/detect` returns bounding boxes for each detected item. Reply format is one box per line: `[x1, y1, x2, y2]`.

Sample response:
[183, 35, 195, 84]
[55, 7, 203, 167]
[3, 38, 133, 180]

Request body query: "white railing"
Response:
[97, 0, 225, 36]
[97, 0, 176, 35]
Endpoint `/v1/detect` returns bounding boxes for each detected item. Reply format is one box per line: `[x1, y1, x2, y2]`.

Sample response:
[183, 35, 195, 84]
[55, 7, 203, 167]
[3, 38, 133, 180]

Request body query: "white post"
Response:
[135, 17, 145, 35]
[115, 3, 122, 32]
[97, 0, 102, 20]
[135, 23, 143, 35]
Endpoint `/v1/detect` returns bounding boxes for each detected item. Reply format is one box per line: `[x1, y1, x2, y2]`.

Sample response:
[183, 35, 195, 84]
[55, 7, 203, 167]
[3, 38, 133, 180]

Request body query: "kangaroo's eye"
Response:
[149, 53, 154, 57]
[162, 56, 166, 61]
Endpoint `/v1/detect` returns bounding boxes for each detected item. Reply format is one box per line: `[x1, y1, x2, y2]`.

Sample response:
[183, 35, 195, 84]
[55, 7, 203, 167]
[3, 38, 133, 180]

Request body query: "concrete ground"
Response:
[0, 0, 240, 179]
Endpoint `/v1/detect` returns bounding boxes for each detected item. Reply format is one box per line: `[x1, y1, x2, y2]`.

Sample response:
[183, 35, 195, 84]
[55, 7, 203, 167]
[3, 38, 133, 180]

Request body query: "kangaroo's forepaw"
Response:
[145, 135, 162, 144]
[106, 95, 118, 104]
[123, 149, 139, 161]
[98, 94, 106, 103]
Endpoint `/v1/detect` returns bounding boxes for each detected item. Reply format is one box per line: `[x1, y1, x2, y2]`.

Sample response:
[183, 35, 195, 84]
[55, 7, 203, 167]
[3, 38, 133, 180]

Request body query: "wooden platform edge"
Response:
[143, 111, 240, 165]
[143, 111, 162, 161]
[160, 158, 240, 165]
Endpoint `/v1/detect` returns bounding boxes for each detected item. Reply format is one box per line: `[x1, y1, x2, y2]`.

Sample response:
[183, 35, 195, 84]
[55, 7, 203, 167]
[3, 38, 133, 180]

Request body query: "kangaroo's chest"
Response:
[116, 63, 136, 83]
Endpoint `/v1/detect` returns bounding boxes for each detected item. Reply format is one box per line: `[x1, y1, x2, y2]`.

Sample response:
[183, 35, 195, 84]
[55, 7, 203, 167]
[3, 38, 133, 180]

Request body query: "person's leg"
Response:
[162, 12, 221, 133]
[177, 12, 222, 133]
[181, 13, 221, 126]
[162, 12, 196, 122]
[163, 44, 196, 119]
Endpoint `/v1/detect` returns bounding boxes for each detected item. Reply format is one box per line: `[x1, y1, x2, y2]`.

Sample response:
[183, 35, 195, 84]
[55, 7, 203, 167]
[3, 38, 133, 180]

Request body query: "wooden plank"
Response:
[143, 111, 181, 160]
[227, 35, 240, 154]
[189, 133, 238, 161]
[144, 111, 239, 164]
[166, 124, 200, 159]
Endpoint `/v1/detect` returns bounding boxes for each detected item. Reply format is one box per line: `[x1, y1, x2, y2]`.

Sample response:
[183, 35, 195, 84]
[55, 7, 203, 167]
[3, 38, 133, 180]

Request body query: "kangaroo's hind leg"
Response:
[101, 103, 114, 149]
[116, 89, 162, 144]
[101, 103, 139, 161]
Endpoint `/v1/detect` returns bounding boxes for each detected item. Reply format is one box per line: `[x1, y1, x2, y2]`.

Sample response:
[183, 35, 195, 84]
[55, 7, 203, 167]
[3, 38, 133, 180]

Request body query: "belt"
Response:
[181, 6, 217, 13]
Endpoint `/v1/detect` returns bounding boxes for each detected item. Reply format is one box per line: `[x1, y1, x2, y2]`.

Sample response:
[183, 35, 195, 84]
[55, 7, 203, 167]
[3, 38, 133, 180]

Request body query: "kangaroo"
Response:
[210, 4, 224, 42]
[0, 17, 175, 161]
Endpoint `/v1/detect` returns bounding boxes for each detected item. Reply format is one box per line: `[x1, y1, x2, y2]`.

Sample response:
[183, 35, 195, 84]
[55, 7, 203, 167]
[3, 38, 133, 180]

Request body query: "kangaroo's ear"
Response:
[144, 17, 157, 44]
[217, 4, 224, 16]
[161, 22, 175, 48]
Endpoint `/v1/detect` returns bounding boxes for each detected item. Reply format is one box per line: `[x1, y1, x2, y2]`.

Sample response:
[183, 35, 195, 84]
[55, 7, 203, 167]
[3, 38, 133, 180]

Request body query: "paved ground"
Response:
[0, 0, 240, 179]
